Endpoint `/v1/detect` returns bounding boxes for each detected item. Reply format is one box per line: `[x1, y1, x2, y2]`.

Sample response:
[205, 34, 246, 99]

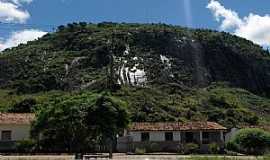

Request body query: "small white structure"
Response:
[225, 128, 239, 143]
[0, 113, 34, 151]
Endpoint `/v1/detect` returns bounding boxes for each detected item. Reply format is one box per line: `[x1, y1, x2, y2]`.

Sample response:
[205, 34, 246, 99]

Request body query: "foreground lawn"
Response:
[183, 155, 270, 160]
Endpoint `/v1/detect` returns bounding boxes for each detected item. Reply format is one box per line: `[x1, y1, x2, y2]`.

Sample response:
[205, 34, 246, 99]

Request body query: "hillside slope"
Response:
[0, 23, 269, 127]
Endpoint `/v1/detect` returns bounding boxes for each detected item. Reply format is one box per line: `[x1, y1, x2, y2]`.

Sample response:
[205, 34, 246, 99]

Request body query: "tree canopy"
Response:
[31, 92, 129, 152]
[227, 128, 270, 155]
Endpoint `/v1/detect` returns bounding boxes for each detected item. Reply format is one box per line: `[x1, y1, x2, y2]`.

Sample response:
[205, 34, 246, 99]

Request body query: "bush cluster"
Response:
[226, 128, 270, 155]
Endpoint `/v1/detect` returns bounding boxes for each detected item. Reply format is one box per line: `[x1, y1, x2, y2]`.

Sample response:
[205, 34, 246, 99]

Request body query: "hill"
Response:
[0, 22, 270, 128]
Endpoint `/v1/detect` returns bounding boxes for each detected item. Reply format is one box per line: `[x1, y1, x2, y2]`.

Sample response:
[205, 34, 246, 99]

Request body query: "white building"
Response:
[0, 113, 34, 151]
[117, 122, 227, 153]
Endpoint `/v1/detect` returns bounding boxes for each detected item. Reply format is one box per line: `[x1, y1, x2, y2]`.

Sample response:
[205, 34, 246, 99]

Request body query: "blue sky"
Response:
[0, 0, 270, 50]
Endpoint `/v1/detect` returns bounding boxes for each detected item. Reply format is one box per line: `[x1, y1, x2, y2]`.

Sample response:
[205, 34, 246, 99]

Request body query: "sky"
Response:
[0, 0, 270, 51]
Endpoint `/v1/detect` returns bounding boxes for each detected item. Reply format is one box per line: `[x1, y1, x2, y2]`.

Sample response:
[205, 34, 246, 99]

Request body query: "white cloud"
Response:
[0, 1, 30, 23]
[207, 0, 270, 46]
[207, 0, 243, 30]
[236, 14, 270, 47]
[0, 29, 47, 51]
[12, 0, 33, 4]
[0, 0, 46, 51]
[3, 0, 33, 5]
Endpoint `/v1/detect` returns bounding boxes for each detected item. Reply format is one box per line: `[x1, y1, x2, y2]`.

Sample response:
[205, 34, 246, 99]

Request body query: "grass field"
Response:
[183, 155, 270, 160]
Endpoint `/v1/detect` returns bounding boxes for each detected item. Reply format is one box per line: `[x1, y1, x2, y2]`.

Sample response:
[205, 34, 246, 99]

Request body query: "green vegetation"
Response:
[112, 84, 270, 128]
[8, 98, 37, 113]
[0, 22, 269, 129]
[227, 128, 270, 155]
[135, 148, 146, 155]
[1, 23, 269, 95]
[0, 89, 68, 112]
[182, 156, 270, 160]
[183, 143, 200, 154]
[31, 92, 129, 153]
[15, 140, 36, 153]
[208, 143, 220, 154]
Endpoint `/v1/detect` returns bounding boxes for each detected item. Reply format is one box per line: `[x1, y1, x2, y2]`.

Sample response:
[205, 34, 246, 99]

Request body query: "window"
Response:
[165, 132, 173, 141]
[141, 132, 149, 142]
[186, 132, 194, 143]
[202, 132, 210, 144]
[1, 130, 12, 141]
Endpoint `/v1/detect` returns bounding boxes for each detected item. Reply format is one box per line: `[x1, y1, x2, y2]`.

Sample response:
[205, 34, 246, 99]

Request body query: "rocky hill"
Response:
[0, 22, 270, 128]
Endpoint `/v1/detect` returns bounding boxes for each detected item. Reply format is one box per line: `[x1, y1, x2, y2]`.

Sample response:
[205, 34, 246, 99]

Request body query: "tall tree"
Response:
[31, 92, 129, 156]
[85, 94, 129, 158]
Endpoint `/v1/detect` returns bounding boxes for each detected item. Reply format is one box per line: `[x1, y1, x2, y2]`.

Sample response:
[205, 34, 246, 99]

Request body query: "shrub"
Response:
[135, 148, 146, 155]
[149, 143, 159, 152]
[16, 140, 36, 153]
[227, 128, 270, 155]
[208, 143, 220, 154]
[226, 141, 238, 152]
[184, 143, 200, 154]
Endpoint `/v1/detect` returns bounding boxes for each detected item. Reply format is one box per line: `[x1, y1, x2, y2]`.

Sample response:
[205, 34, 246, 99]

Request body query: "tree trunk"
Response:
[109, 139, 113, 159]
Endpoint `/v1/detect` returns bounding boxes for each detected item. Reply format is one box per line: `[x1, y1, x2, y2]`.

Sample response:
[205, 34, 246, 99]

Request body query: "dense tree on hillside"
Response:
[8, 98, 36, 113]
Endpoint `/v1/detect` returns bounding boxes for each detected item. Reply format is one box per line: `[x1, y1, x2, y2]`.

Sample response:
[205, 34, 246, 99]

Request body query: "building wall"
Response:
[0, 124, 31, 141]
[130, 131, 182, 142]
[118, 130, 225, 153]
[130, 132, 141, 142]
[173, 132, 181, 141]
[150, 132, 165, 141]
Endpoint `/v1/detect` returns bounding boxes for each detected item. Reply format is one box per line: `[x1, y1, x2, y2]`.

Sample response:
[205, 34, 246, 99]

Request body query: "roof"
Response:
[0, 113, 35, 125]
[129, 122, 227, 131]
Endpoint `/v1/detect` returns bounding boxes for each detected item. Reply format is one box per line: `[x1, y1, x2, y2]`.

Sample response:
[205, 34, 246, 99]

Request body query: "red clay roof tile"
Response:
[0, 113, 35, 125]
[129, 122, 227, 131]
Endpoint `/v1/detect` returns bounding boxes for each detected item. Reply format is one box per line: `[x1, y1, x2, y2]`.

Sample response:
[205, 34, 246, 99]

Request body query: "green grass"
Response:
[181, 155, 270, 160]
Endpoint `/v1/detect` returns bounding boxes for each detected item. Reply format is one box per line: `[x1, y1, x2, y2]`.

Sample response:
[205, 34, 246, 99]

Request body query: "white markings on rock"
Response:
[124, 44, 130, 55]
[117, 62, 147, 86]
[160, 54, 171, 68]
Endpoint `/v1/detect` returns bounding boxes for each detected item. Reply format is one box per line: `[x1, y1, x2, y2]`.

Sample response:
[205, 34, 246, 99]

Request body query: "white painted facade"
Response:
[0, 124, 31, 141]
[150, 132, 164, 141]
[129, 131, 181, 142]
[128, 130, 225, 143]
[129, 132, 141, 142]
